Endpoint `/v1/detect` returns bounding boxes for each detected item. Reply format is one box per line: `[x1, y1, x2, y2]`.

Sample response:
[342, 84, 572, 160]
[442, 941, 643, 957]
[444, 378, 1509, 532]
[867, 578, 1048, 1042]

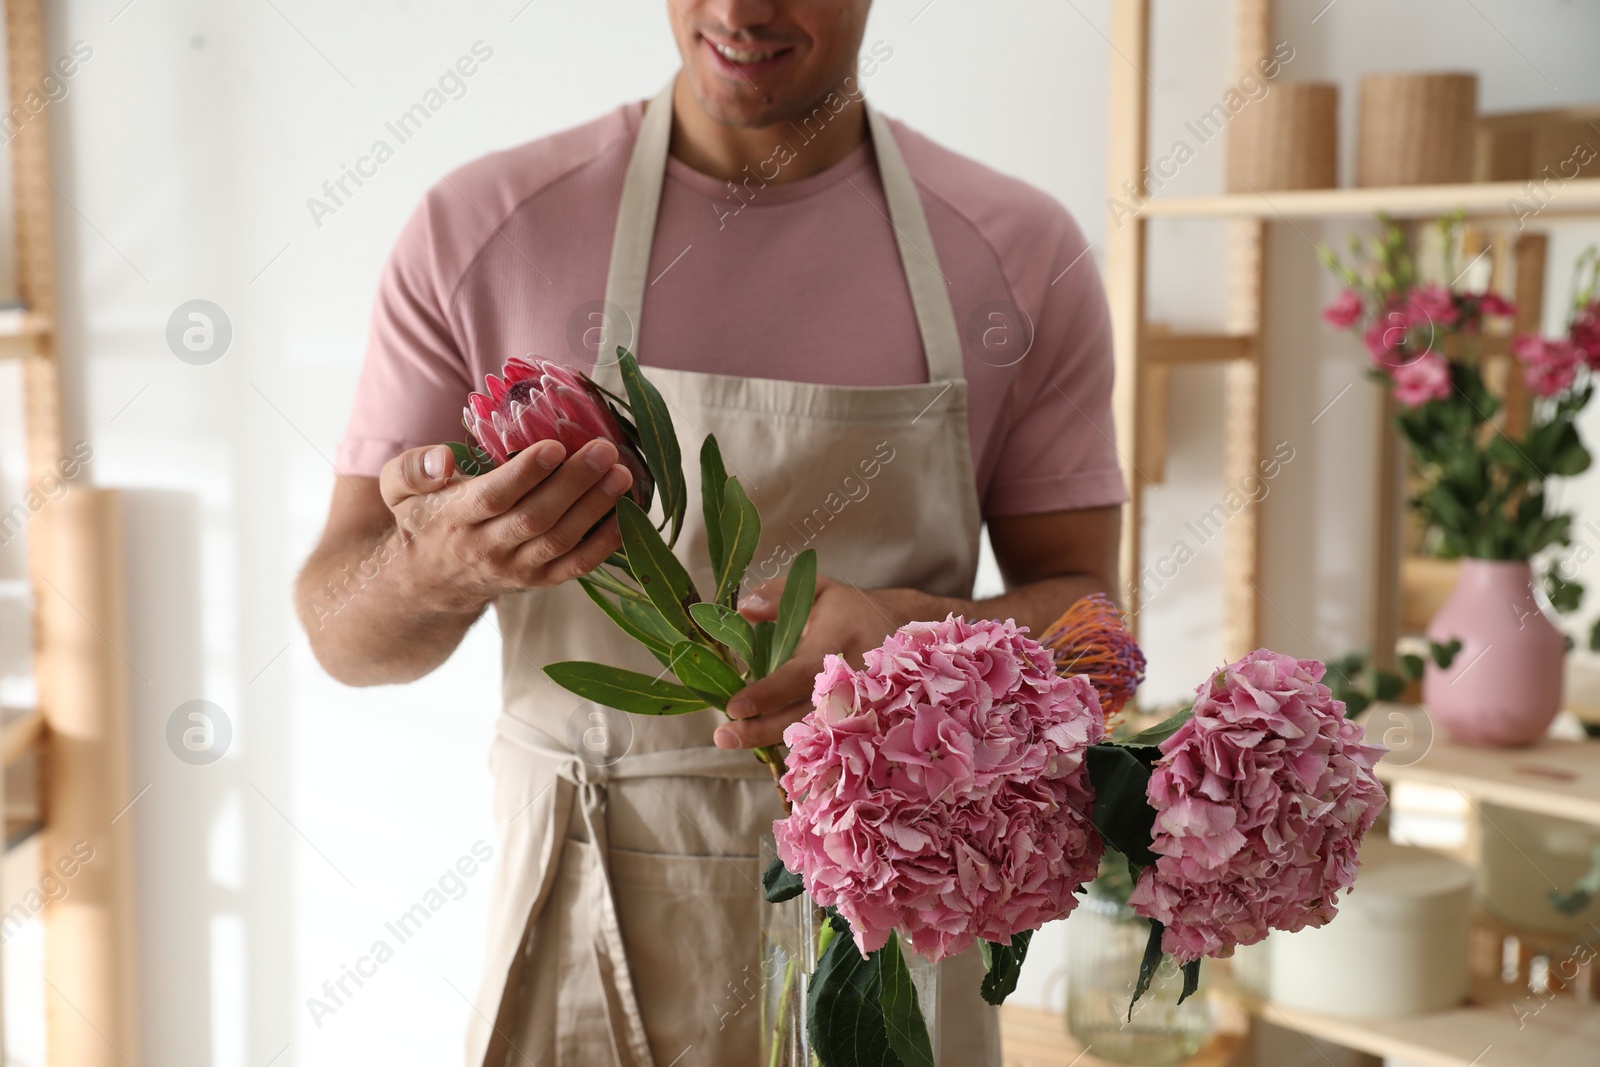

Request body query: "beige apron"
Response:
[466, 77, 996, 1066]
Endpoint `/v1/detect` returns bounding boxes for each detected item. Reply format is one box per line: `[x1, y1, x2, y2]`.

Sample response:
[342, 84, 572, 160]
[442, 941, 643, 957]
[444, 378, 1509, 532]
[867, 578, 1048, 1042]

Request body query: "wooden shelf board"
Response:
[1369, 703, 1600, 826]
[1248, 996, 1600, 1067]
[1140, 178, 1600, 221]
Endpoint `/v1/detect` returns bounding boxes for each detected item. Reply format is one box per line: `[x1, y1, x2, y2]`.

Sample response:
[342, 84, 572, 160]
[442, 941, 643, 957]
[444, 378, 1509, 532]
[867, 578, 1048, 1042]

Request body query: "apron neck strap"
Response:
[595, 75, 965, 390]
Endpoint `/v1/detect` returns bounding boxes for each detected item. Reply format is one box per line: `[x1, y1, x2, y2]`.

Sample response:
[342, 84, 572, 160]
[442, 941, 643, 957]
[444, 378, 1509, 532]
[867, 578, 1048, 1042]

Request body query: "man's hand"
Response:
[378, 438, 636, 613]
[296, 436, 638, 686]
[713, 576, 952, 750]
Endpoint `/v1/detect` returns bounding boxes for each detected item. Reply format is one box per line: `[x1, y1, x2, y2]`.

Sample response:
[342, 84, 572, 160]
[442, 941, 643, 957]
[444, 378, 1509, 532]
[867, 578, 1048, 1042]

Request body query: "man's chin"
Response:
[687, 76, 814, 130]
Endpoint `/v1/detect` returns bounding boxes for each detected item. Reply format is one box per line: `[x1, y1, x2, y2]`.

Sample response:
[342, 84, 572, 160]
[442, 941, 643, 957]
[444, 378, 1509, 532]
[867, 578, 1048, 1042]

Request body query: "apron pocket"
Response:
[608, 845, 764, 1066]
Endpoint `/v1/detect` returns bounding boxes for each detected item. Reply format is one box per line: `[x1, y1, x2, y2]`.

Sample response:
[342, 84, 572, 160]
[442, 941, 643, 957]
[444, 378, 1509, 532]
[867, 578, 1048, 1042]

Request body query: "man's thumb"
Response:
[382, 445, 454, 506]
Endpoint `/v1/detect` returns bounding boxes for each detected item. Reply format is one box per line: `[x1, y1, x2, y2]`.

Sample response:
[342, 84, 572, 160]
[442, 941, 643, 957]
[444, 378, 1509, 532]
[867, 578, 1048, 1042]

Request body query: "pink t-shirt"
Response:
[337, 102, 1126, 518]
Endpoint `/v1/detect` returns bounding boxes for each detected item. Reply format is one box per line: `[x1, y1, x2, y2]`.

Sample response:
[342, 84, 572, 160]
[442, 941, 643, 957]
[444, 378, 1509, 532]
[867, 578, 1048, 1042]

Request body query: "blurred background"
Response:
[0, 1, 1598, 1065]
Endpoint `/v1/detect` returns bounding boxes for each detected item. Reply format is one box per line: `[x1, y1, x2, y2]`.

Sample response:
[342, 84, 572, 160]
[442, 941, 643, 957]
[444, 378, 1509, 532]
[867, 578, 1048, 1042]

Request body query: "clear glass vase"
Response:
[759, 837, 940, 1066]
[1065, 883, 1210, 1065]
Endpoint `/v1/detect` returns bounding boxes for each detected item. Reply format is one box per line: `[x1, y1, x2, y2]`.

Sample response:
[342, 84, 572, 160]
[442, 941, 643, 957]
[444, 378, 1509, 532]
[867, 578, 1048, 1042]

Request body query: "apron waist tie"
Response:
[493, 715, 775, 1067]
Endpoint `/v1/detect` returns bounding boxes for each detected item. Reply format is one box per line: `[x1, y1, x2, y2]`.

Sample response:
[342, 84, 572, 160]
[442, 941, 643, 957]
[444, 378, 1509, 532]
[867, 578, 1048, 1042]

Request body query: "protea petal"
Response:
[460, 356, 651, 496]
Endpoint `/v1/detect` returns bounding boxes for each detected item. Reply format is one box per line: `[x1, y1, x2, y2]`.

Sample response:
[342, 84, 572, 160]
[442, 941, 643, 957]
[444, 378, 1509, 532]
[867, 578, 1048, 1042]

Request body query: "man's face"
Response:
[670, 1, 871, 128]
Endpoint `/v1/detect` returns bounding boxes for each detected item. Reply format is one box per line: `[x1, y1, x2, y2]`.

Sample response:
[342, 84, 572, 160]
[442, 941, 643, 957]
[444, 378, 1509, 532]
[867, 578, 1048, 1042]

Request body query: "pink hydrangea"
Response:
[1513, 334, 1582, 398]
[1321, 289, 1363, 329]
[1390, 350, 1452, 408]
[1127, 650, 1387, 963]
[774, 615, 1104, 961]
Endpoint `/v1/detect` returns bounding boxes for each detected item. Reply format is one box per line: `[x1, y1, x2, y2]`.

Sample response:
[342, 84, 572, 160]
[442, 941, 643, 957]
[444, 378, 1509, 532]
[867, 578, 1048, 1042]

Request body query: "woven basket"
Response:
[1529, 119, 1600, 180]
[1227, 81, 1338, 192]
[1358, 72, 1478, 187]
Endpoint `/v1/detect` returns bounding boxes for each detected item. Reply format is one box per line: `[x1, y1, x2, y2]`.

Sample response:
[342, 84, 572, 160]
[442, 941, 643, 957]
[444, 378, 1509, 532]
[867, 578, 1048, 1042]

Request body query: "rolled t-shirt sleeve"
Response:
[335, 196, 475, 478]
[982, 221, 1128, 519]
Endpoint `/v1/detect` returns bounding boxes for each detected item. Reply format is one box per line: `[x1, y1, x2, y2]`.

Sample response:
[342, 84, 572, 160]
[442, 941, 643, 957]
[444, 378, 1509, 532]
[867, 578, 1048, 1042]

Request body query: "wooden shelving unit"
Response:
[1139, 177, 1600, 220]
[2, 0, 140, 1064]
[1103, 2, 1600, 1064]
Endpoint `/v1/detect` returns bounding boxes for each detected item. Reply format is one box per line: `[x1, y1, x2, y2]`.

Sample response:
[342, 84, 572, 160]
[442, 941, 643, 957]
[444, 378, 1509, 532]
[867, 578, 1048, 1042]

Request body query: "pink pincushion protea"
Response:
[1128, 650, 1387, 962]
[774, 615, 1104, 962]
[463, 356, 651, 502]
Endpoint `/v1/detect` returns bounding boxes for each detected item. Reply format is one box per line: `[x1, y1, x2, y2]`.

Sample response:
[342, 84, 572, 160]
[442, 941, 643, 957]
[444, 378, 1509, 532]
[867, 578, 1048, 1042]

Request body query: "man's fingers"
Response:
[509, 469, 631, 570]
[713, 700, 806, 749]
[539, 517, 623, 586]
[456, 441, 567, 522]
[380, 445, 456, 508]
[483, 441, 622, 545]
[737, 578, 784, 621]
[726, 653, 818, 722]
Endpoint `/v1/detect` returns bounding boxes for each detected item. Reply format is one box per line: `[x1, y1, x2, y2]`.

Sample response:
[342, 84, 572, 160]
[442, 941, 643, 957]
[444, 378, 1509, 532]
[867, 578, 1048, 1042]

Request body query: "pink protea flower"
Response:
[1321, 289, 1363, 329]
[1513, 334, 1582, 398]
[462, 356, 651, 501]
[1127, 650, 1387, 963]
[774, 615, 1104, 961]
[1390, 350, 1452, 408]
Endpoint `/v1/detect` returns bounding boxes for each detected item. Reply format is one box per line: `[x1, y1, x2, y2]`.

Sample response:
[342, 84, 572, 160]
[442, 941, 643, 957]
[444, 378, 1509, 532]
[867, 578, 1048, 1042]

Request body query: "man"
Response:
[297, 2, 1124, 1063]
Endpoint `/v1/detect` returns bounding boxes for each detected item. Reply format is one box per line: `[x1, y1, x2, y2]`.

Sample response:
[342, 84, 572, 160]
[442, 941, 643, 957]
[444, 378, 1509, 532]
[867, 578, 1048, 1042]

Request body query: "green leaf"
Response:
[1429, 637, 1463, 670]
[1120, 708, 1192, 748]
[715, 477, 761, 607]
[666, 642, 745, 707]
[617, 349, 686, 545]
[1086, 744, 1159, 869]
[878, 933, 935, 1067]
[618, 596, 688, 648]
[978, 931, 1032, 1006]
[1178, 960, 1202, 1005]
[445, 441, 493, 476]
[751, 621, 775, 681]
[1128, 919, 1165, 1019]
[701, 435, 728, 575]
[688, 602, 759, 669]
[1399, 653, 1425, 681]
[769, 549, 817, 674]
[807, 914, 897, 1067]
[762, 854, 805, 904]
[542, 662, 708, 716]
[577, 577, 675, 668]
[614, 496, 701, 641]
[1367, 666, 1404, 702]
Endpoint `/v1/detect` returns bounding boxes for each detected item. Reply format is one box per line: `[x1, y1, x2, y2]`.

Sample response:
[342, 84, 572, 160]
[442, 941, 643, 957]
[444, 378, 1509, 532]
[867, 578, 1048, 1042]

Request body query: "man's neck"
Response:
[665, 73, 867, 185]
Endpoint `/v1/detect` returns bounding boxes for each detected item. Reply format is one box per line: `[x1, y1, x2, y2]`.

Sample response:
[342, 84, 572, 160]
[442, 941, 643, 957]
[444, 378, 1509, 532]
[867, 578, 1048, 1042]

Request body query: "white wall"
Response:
[0, 1, 1598, 1063]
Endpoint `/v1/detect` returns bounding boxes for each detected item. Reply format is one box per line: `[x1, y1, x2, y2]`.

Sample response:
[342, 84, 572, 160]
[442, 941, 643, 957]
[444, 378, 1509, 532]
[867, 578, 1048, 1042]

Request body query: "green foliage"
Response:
[761, 853, 805, 904]
[978, 931, 1032, 1006]
[445, 440, 493, 476]
[1430, 637, 1463, 670]
[1545, 564, 1584, 615]
[1322, 650, 1407, 717]
[617, 349, 686, 545]
[769, 550, 818, 674]
[807, 916, 933, 1067]
[541, 662, 709, 715]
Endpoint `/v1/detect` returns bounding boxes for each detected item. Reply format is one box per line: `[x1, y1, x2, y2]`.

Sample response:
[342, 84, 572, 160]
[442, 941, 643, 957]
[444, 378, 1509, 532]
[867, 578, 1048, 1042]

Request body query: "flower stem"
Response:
[768, 955, 799, 1067]
[753, 745, 791, 813]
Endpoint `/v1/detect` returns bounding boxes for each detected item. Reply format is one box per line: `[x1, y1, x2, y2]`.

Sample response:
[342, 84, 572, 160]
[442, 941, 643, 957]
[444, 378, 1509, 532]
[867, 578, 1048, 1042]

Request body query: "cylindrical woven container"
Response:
[1529, 119, 1600, 181]
[1227, 82, 1338, 192]
[1358, 72, 1478, 186]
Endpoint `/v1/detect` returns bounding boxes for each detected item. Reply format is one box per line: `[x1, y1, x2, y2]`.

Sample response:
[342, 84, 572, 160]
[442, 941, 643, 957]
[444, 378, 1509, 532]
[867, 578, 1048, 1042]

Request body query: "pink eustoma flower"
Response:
[1321, 289, 1363, 329]
[1513, 334, 1582, 398]
[462, 356, 651, 503]
[1390, 350, 1452, 408]
[774, 616, 1104, 961]
[1127, 650, 1387, 963]
[1405, 283, 1458, 329]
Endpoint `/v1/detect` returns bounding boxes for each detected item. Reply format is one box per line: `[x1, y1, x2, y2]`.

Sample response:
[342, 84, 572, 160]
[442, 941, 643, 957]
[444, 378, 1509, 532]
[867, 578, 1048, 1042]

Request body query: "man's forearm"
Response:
[885, 573, 1113, 637]
[296, 529, 485, 686]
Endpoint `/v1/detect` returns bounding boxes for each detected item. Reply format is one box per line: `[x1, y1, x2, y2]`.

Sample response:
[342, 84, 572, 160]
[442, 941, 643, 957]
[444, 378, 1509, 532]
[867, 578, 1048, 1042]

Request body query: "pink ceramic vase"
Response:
[1422, 559, 1565, 747]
